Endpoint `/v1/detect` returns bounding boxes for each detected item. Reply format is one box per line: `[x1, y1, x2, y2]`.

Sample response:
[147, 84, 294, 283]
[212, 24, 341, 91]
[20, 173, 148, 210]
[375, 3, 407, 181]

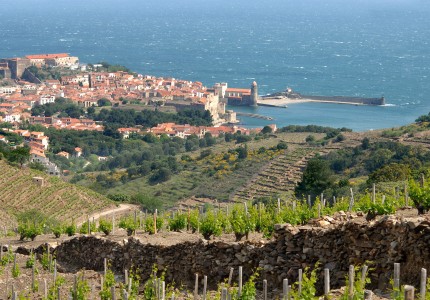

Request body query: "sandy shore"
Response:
[258, 97, 368, 107]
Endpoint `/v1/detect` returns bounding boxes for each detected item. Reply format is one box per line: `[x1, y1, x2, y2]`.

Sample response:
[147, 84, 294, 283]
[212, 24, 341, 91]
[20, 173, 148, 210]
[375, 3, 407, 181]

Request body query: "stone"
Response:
[317, 220, 331, 227]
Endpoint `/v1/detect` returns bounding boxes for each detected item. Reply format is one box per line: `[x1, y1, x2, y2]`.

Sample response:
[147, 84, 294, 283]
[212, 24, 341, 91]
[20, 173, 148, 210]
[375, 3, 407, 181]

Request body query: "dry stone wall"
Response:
[52, 211, 430, 292]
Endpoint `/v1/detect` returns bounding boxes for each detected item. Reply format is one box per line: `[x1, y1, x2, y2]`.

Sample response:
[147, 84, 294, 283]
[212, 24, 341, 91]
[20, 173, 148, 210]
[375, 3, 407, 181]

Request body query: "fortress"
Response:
[214, 81, 259, 107]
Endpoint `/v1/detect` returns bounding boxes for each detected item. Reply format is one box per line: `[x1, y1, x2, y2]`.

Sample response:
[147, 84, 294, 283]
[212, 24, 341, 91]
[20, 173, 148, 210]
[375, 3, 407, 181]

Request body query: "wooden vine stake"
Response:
[404, 184, 408, 206]
[154, 209, 158, 234]
[221, 288, 228, 300]
[421, 268, 427, 300]
[228, 267, 234, 285]
[282, 278, 289, 300]
[298, 269, 303, 296]
[32, 263, 36, 292]
[161, 281, 166, 300]
[87, 214, 90, 234]
[73, 274, 77, 298]
[394, 263, 401, 299]
[194, 273, 199, 300]
[0, 244, 2, 261]
[203, 275, 208, 300]
[53, 259, 57, 282]
[44, 279, 48, 298]
[348, 265, 354, 299]
[263, 279, 268, 300]
[348, 188, 354, 212]
[404, 285, 415, 300]
[238, 266, 243, 296]
[361, 265, 369, 285]
[324, 268, 330, 296]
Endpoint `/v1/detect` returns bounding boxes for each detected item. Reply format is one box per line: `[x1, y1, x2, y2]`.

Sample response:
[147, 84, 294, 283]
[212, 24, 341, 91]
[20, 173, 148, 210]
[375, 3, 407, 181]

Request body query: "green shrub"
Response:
[18, 222, 43, 241]
[145, 214, 164, 234]
[168, 213, 187, 232]
[188, 209, 200, 233]
[409, 179, 430, 214]
[229, 205, 255, 241]
[26, 252, 36, 268]
[340, 265, 371, 300]
[98, 219, 113, 236]
[51, 223, 64, 238]
[200, 210, 222, 240]
[16, 210, 47, 241]
[70, 272, 90, 300]
[79, 220, 97, 234]
[100, 264, 116, 300]
[12, 263, 20, 278]
[119, 216, 137, 236]
[290, 264, 319, 300]
[65, 222, 77, 236]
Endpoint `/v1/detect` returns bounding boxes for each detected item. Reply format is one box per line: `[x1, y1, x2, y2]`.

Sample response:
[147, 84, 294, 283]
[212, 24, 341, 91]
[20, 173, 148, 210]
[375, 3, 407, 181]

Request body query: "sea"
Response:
[1, 0, 430, 131]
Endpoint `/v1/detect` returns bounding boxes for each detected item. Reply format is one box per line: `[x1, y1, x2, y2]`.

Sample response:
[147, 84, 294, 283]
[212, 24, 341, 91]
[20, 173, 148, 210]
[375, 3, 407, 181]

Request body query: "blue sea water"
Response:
[1, 0, 430, 131]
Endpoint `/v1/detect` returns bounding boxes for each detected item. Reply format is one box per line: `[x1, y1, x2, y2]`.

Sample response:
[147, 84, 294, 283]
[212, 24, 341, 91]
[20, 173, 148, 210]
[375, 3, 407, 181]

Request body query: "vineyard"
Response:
[1, 192, 429, 299]
[0, 249, 419, 299]
[0, 160, 114, 225]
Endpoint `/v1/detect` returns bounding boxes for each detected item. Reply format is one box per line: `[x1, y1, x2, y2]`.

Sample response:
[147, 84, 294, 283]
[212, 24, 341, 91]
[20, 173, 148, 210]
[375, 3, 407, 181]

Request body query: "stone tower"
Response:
[250, 81, 258, 107]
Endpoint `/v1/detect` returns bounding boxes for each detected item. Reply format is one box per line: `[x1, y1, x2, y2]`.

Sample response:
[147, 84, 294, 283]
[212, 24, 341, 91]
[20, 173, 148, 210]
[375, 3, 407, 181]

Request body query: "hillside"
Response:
[0, 160, 114, 227]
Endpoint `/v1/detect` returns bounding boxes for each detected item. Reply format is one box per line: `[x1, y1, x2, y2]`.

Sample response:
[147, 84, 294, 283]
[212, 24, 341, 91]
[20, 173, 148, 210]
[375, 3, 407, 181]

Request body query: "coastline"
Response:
[257, 97, 375, 107]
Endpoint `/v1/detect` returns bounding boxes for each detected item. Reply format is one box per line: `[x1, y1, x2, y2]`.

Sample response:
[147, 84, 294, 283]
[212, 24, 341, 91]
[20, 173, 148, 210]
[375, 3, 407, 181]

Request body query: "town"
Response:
[0, 53, 272, 175]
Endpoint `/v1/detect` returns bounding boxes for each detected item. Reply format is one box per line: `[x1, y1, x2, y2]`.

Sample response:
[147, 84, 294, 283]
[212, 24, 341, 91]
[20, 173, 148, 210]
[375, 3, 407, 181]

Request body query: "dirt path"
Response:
[77, 203, 139, 225]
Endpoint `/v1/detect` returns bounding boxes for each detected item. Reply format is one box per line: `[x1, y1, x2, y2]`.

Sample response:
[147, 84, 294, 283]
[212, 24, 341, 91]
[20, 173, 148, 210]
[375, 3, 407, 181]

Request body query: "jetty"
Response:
[235, 112, 274, 120]
[260, 88, 385, 107]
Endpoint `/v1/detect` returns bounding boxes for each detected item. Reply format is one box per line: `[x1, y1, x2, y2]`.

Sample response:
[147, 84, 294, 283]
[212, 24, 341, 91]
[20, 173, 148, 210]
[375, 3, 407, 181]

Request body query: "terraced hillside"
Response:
[0, 160, 114, 226]
[232, 148, 315, 201]
[232, 136, 363, 202]
[0, 209, 17, 232]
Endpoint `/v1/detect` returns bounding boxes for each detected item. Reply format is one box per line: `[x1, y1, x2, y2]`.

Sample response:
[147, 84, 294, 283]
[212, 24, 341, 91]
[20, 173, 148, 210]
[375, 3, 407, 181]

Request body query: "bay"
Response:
[1, 0, 429, 131]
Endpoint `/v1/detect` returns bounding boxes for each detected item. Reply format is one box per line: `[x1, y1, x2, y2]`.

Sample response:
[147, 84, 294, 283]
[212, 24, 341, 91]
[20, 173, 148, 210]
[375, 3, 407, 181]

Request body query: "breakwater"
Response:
[236, 112, 274, 120]
[262, 89, 386, 106]
[302, 95, 385, 105]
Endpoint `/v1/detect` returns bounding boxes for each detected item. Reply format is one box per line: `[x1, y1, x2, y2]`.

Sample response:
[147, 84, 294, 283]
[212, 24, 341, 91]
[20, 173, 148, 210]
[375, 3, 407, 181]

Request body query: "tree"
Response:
[367, 163, 411, 184]
[237, 145, 248, 159]
[361, 137, 370, 150]
[276, 141, 288, 150]
[305, 135, 316, 143]
[131, 193, 162, 212]
[9, 146, 30, 166]
[97, 98, 112, 107]
[149, 167, 171, 184]
[364, 148, 393, 172]
[295, 158, 335, 199]
[29, 161, 47, 172]
[261, 125, 273, 134]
